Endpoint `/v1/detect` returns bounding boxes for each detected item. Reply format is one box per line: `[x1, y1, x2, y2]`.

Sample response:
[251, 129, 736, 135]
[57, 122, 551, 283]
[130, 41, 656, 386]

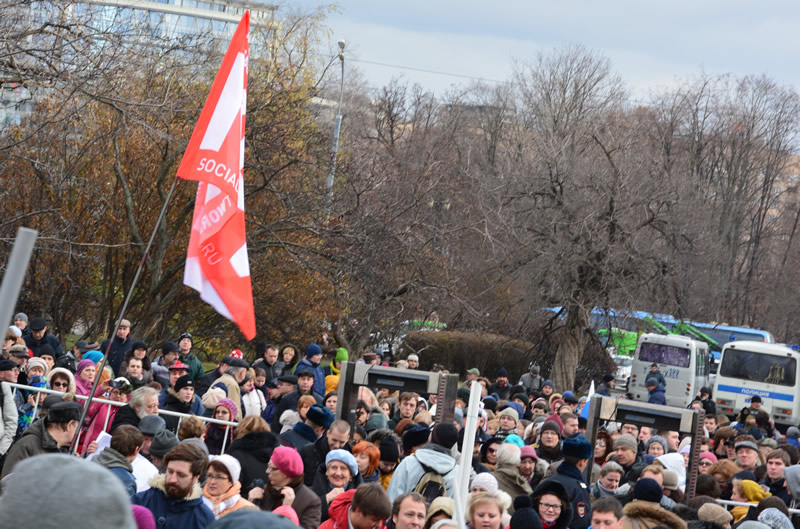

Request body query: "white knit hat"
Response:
[210, 454, 242, 484]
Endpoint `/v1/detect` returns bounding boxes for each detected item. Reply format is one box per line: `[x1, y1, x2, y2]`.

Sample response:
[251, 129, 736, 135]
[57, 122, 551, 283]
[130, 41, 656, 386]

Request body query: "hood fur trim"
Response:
[148, 473, 204, 501]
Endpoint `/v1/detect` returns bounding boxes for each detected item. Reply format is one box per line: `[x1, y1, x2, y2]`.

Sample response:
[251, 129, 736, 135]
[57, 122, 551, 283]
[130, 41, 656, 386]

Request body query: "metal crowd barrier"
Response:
[714, 498, 800, 515]
[7, 381, 239, 452]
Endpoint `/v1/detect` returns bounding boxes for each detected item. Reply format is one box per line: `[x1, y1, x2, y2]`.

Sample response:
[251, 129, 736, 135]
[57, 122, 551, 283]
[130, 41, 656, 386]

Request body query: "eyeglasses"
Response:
[540, 503, 562, 512]
[206, 473, 230, 481]
[51, 381, 69, 388]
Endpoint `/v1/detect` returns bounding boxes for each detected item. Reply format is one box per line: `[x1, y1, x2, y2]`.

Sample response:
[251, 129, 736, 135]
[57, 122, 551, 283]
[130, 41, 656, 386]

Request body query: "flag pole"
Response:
[71, 174, 181, 454]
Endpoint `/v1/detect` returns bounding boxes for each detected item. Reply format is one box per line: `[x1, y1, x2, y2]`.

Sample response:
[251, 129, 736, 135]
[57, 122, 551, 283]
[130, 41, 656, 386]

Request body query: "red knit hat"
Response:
[271, 446, 304, 478]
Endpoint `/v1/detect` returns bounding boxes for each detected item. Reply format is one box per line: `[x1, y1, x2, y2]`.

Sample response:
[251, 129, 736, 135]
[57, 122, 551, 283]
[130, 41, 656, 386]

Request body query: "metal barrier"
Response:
[715, 498, 800, 515]
[8, 381, 239, 452]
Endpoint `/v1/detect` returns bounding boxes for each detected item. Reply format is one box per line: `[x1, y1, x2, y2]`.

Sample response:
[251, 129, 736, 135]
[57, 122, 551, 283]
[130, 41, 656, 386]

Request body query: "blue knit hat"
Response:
[325, 449, 358, 476]
[305, 344, 322, 358]
[633, 477, 663, 502]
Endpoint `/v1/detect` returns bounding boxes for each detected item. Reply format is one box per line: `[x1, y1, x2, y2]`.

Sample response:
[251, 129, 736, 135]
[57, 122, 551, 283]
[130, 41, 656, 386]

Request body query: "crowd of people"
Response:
[0, 314, 799, 529]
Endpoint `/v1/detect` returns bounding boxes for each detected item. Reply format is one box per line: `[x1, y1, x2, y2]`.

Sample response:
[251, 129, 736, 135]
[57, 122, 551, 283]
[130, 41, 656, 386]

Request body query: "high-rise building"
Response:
[1, 0, 277, 125]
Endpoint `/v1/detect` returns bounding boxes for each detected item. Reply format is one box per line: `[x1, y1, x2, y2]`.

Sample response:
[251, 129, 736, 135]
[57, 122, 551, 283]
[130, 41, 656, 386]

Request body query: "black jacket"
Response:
[110, 404, 140, 432]
[162, 390, 192, 433]
[251, 358, 285, 385]
[100, 335, 133, 375]
[531, 479, 572, 529]
[271, 390, 322, 432]
[545, 461, 591, 529]
[298, 434, 353, 487]
[23, 332, 64, 359]
[229, 431, 280, 496]
[280, 422, 318, 450]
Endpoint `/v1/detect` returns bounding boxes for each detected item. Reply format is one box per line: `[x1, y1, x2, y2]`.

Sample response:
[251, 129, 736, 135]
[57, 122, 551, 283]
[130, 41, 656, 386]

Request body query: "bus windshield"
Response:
[639, 342, 690, 368]
[719, 349, 796, 386]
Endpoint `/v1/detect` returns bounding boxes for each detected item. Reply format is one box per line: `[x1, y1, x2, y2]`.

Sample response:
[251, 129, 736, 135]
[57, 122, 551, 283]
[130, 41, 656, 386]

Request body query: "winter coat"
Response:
[648, 385, 667, 406]
[531, 479, 572, 529]
[280, 422, 318, 450]
[240, 387, 266, 418]
[386, 444, 458, 502]
[195, 367, 223, 397]
[311, 467, 363, 523]
[81, 383, 122, 452]
[228, 430, 280, 496]
[1, 419, 61, 478]
[492, 463, 532, 513]
[24, 332, 64, 359]
[132, 474, 215, 529]
[251, 357, 285, 385]
[260, 479, 322, 529]
[299, 434, 348, 487]
[100, 335, 133, 376]
[94, 446, 137, 497]
[210, 373, 243, 421]
[179, 351, 205, 382]
[118, 360, 153, 387]
[205, 423, 234, 455]
[293, 357, 326, 401]
[621, 500, 687, 529]
[596, 383, 612, 396]
[162, 389, 193, 433]
[158, 387, 205, 417]
[488, 382, 511, 401]
[271, 389, 322, 432]
[0, 381, 19, 456]
[519, 373, 544, 393]
[152, 357, 171, 389]
[545, 460, 593, 529]
[48, 367, 77, 394]
[110, 404, 141, 432]
[54, 353, 79, 374]
[201, 480, 257, 518]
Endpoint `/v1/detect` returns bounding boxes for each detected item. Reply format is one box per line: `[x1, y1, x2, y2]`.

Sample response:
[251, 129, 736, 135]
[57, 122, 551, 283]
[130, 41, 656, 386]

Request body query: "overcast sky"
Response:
[289, 1, 800, 99]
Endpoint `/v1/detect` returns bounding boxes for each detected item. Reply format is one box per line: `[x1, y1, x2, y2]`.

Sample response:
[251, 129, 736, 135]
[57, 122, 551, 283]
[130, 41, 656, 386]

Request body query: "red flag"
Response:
[178, 12, 255, 340]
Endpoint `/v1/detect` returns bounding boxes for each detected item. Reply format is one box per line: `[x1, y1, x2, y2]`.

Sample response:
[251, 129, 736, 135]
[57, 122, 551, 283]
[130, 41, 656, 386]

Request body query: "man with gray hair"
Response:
[491, 442, 532, 512]
[211, 356, 248, 420]
[111, 385, 160, 432]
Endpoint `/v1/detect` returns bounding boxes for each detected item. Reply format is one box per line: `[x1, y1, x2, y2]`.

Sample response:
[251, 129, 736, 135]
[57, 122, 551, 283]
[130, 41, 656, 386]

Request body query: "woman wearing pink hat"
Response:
[248, 446, 322, 529]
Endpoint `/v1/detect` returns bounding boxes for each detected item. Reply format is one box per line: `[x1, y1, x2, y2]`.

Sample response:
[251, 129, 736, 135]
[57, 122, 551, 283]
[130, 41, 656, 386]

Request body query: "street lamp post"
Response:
[327, 39, 345, 203]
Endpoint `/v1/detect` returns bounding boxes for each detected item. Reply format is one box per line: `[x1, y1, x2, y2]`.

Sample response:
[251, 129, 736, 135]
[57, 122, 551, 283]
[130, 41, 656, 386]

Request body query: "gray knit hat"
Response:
[0, 454, 136, 529]
[614, 433, 638, 452]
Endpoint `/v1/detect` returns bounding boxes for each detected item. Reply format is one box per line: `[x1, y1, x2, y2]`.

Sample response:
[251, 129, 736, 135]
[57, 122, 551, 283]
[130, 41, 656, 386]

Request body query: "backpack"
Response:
[413, 457, 448, 503]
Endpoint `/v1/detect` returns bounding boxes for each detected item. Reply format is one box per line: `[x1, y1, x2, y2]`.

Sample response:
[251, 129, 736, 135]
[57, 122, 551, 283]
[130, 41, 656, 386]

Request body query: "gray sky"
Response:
[289, 1, 800, 99]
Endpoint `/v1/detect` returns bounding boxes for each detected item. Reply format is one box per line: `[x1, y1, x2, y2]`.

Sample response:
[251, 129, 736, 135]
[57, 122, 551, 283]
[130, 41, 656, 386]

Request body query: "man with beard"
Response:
[132, 442, 214, 528]
[489, 368, 511, 400]
[110, 386, 160, 432]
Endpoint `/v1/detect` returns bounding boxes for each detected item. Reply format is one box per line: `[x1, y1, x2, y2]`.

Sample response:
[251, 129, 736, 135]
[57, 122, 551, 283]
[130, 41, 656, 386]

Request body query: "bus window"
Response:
[639, 342, 690, 368]
[719, 349, 796, 386]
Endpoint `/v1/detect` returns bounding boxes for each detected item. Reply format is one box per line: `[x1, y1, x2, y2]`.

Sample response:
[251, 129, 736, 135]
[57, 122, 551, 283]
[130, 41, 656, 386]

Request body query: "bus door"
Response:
[631, 334, 698, 408]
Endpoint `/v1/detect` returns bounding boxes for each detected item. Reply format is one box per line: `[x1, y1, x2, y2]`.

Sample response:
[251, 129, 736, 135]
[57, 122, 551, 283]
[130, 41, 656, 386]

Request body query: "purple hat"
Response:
[76, 359, 95, 376]
[215, 398, 238, 420]
[131, 505, 155, 529]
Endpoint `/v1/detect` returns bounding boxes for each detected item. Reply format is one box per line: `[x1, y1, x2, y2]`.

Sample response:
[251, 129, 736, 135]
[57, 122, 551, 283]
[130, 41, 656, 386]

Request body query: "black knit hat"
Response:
[540, 420, 562, 437]
[431, 423, 459, 450]
[510, 495, 543, 529]
[379, 438, 400, 462]
[175, 374, 194, 392]
[633, 477, 663, 503]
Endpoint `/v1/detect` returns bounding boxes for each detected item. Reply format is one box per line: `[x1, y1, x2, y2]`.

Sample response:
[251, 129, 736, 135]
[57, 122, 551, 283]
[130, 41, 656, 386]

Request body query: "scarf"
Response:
[203, 481, 242, 517]
[731, 505, 751, 523]
[542, 519, 557, 529]
[330, 363, 340, 376]
[595, 481, 616, 497]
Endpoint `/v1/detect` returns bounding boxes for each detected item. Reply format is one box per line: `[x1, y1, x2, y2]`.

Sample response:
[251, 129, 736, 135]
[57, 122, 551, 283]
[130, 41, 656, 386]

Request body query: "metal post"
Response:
[221, 424, 230, 453]
[0, 227, 38, 329]
[326, 40, 345, 203]
[454, 381, 481, 529]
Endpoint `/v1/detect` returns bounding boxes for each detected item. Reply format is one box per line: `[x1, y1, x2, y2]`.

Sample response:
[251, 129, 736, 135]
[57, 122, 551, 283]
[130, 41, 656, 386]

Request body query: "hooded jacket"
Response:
[294, 357, 326, 400]
[241, 386, 266, 418]
[386, 444, 458, 502]
[647, 384, 667, 405]
[1, 418, 61, 478]
[158, 386, 205, 418]
[0, 381, 17, 456]
[532, 479, 572, 529]
[48, 367, 77, 394]
[162, 388, 193, 433]
[492, 463, 532, 513]
[94, 446, 136, 496]
[131, 474, 214, 529]
[228, 430, 280, 496]
[621, 499, 687, 529]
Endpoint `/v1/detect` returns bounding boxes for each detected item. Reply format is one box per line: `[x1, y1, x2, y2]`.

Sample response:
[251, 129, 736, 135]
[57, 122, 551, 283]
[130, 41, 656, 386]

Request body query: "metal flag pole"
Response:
[0, 227, 38, 330]
[71, 175, 181, 454]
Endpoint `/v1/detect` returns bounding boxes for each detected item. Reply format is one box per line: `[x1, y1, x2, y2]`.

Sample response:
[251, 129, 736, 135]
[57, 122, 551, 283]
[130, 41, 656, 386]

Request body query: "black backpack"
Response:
[413, 457, 448, 503]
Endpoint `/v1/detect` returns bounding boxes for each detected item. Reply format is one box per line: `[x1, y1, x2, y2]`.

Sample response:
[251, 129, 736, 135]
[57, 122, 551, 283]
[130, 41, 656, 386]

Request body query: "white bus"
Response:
[713, 341, 800, 427]
[629, 333, 710, 408]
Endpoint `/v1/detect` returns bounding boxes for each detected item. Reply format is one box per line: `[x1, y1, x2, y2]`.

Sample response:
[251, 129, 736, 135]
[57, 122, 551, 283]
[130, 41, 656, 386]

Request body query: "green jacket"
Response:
[180, 351, 205, 381]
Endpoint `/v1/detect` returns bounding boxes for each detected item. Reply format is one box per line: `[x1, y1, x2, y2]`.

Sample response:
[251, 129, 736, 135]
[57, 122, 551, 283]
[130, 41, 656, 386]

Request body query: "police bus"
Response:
[629, 333, 710, 408]
[713, 341, 800, 428]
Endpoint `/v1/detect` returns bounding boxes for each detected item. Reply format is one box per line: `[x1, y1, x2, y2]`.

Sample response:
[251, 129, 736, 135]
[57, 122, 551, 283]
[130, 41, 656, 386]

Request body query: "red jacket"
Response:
[317, 489, 388, 529]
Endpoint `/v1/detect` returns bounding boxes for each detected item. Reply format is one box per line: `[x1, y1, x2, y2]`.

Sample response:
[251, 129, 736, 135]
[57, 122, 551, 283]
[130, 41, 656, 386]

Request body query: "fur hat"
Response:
[325, 449, 358, 476]
[633, 477, 663, 503]
[614, 433, 638, 453]
[215, 398, 238, 420]
[698, 503, 733, 526]
[0, 454, 136, 529]
[562, 434, 593, 459]
[210, 454, 241, 484]
[271, 446, 303, 477]
[306, 403, 334, 429]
